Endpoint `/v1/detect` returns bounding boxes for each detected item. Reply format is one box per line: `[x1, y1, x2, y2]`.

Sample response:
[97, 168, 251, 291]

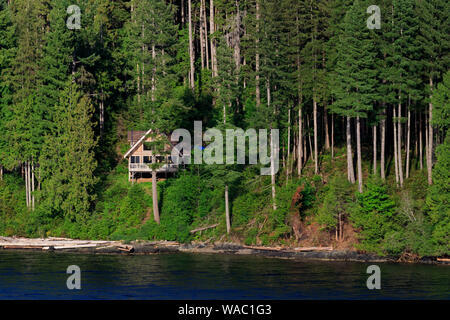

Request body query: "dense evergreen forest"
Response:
[0, 0, 448, 257]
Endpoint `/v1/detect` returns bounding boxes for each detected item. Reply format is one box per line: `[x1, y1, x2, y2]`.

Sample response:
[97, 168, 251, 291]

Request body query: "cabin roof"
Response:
[127, 130, 147, 144]
[123, 129, 153, 159]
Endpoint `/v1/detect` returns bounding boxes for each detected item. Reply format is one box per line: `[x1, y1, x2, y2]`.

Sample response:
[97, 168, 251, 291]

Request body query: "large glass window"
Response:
[143, 156, 151, 164]
[131, 156, 140, 164]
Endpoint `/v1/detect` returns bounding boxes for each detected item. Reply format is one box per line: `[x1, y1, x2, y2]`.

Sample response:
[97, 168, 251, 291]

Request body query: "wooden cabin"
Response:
[124, 129, 178, 183]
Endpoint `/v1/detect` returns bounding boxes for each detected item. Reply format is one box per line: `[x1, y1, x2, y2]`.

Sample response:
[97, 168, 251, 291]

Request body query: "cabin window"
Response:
[131, 156, 140, 164]
[143, 142, 152, 151]
[143, 156, 152, 164]
[155, 156, 165, 163]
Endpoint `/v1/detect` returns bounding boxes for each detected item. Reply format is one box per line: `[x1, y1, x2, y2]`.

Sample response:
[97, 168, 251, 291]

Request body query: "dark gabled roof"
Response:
[124, 129, 180, 159]
[127, 130, 147, 145]
[124, 129, 153, 159]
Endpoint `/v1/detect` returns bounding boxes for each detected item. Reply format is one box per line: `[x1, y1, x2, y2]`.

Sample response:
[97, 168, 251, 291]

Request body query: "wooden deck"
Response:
[129, 163, 178, 173]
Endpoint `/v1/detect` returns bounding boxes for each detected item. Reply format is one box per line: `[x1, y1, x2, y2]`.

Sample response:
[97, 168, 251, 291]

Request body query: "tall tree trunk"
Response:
[233, 0, 241, 72]
[0, 165, 2, 181]
[373, 124, 377, 175]
[225, 185, 231, 234]
[393, 107, 399, 185]
[270, 130, 277, 211]
[346, 116, 355, 184]
[406, 106, 411, 179]
[356, 116, 363, 193]
[37, 165, 40, 191]
[99, 90, 104, 135]
[25, 162, 29, 208]
[181, 0, 185, 25]
[152, 157, 160, 224]
[223, 103, 227, 124]
[293, 134, 297, 169]
[255, 0, 260, 108]
[188, 0, 195, 90]
[427, 77, 433, 185]
[307, 114, 313, 162]
[202, 0, 209, 70]
[210, 0, 218, 77]
[287, 107, 291, 184]
[32, 161, 35, 211]
[331, 114, 334, 159]
[303, 125, 307, 166]
[414, 109, 418, 158]
[298, 106, 303, 175]
[141, 24, 145, 96]
[313, 98, 318, 174]
[136, 63, 140, 103]
[324, 106, 330, 150]
[200, 0, 205, 70]
[419, 111, 423, 170]
[335, 220, 339, 241]
[152, 44, 156, 101]
[397, 102, 404, 187]
[27, 161, 31, 208]
[381, 115, 386, 180]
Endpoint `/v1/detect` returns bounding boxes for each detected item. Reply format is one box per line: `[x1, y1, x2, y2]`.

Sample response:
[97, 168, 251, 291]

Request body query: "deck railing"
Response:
[129, 163, 178, 172]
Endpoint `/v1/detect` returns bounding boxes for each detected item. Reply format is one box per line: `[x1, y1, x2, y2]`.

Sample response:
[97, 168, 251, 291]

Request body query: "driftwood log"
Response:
[190, 224, 219, 234]
[0, 237, 131, 252]
[294, 247, 333, 252]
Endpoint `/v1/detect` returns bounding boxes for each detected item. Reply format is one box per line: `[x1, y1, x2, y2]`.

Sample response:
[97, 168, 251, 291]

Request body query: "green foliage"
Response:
[39, 83, 98, 227]
[316, 174, 353, 231]
[261, 180, 315, 244]
[432, 71, 450, 132]
[330, 0, 377, 119]
[0, 0, 448, 259]
[86, 170, 151, 239]
[350, 178, 398, 254]
[426, 70, 450, 254]
[158, 174, 201, 242]
[232, 192, 263, 227]
[426, 132, 450, 255]
[0, 175, 27, 236]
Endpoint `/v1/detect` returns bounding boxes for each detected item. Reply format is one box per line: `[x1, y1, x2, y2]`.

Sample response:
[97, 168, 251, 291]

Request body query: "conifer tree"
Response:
[426, 71, 449, 254]
[416, 0, 450, 185]
[384, 0, 422, 186]
[39, 83, 97, 225]
[5, 0, 49, 209]
[330, 0, 377, 192]
[0, 0, 16, 173]
[38, 0, 75, 113]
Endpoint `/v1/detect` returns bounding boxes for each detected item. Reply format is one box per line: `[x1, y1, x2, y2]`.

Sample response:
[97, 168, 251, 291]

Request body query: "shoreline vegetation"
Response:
[0, 237, 448, 265]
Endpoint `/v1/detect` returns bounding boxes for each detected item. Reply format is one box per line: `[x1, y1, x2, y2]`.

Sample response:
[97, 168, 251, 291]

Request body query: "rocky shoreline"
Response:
[0, 237, 447, 265]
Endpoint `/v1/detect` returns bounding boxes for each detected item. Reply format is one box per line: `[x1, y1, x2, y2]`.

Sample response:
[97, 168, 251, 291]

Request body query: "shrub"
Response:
[426, 131, 450, 255]
[350, 178, 398, 255]
[316, 174, 354, 232]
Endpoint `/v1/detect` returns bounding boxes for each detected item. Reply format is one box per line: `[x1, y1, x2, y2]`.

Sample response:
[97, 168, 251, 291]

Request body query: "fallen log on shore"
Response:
[243, 245, 284, 251]
[190, 224, 219, 234]
[53, 244, 99, 250]
[0, 237, 447, 265]
[294, 247, 333, 252]
[0, 237, 132, 253]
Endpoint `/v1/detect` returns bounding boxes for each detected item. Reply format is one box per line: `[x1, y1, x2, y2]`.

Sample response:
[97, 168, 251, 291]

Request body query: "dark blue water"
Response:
[0, 251, 448, 299]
